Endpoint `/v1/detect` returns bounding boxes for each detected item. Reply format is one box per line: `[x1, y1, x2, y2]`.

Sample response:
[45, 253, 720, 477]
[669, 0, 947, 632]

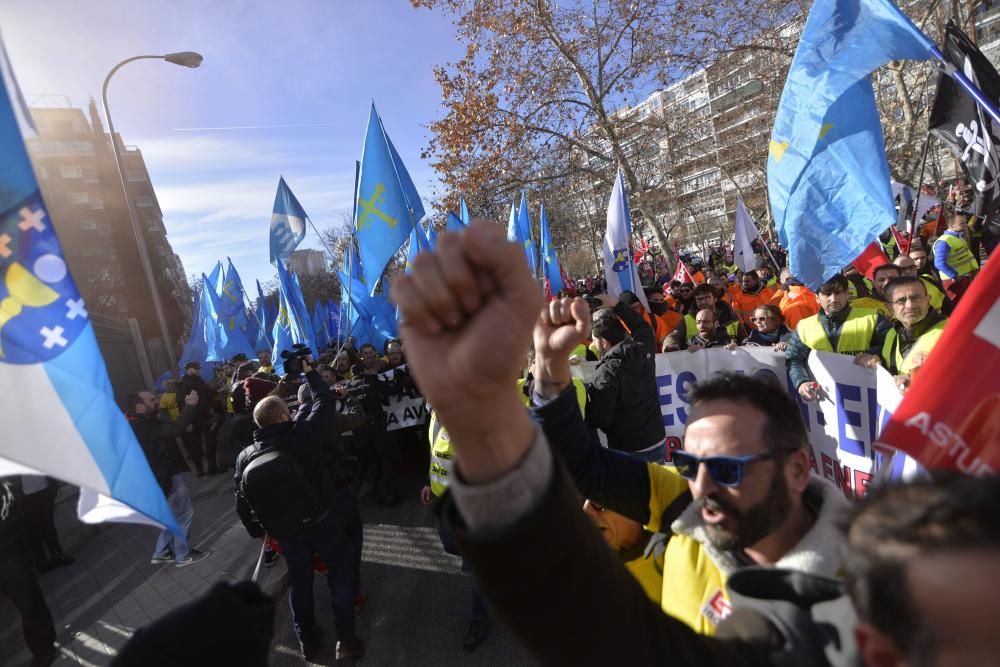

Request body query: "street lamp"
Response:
[101, 51, 203, 372]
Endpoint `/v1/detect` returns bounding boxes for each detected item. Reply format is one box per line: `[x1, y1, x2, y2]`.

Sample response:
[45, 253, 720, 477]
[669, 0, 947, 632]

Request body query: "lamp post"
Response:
[101, 52, 202, 372]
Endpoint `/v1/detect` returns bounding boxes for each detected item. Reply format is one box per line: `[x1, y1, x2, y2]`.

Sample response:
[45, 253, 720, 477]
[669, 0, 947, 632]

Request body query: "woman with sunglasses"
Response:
[742, 305, 793, 351]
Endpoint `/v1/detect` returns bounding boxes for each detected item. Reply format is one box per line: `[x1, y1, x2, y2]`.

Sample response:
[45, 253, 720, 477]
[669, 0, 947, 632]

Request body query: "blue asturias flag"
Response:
[513, 191, 539, 277]
[767, 0, 934, 289]
[206, 260, 223, 296]
[355, 104, 418, 294]
[312, 301, 331, 350]
[271, 260, 311, 373]
[603, 170, 648, 310]
[539, 203, 565, 295]
[405, 223, 430, 273]
[445, 211, 465, 232]
[287, 267, 315, 349]
[270, 176, 309, 266]
[199, 273, 234, 361]
[0, 37, 180, 535]
[219, 258, 249, 335]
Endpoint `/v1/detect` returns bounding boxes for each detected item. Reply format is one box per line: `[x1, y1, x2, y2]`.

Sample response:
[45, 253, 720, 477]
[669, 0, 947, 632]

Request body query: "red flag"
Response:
[673, 255, 693, 283]
[559, 264, 577, 296]
[850, 242, 890, 279]
[877, 258, 1000, 474]
[889, 226, 910, 256]
[633, 238, 650, 265]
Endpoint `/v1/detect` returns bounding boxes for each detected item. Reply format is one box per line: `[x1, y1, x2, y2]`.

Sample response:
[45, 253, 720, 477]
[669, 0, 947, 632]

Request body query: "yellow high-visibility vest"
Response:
[919, 276, 945, 311]
[796, 308, 878, 355]
[880, 320, 947, 375]
[935, 234, 979, 280]
[683, 314, 739, 341]
[428, 412, 454, 498]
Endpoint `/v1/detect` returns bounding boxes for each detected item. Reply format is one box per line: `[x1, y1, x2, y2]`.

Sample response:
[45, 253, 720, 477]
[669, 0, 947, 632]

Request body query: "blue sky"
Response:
[0, 0, 462, 291]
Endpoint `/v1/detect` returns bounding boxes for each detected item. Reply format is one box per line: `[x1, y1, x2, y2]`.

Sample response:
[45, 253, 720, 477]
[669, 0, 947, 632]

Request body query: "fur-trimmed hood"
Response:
[671, 477, 848, 579]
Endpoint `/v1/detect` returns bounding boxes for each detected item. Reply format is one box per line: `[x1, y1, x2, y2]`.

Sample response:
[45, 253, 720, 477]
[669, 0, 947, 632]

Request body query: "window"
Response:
[53, 120, 81, 135]
[59, 165, 84, 179]
[80, 219, 98, 230]
[66, 192, 90, 205]
[90, 197, 104, 210]
[38, 166, 48, 180]
[125, 170, 146, 182]
[83, 168, 99, 183]
[134, 195, 153, 207]
[33, 140, 93, 156]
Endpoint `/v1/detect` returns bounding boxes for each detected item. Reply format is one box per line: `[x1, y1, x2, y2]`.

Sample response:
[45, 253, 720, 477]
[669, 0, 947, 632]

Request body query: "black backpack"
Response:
[239, 446, 325, 539]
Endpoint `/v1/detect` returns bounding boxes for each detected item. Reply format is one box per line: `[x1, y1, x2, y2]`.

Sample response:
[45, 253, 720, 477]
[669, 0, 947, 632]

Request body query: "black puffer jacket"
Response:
[130, 405, 197, 493]
[233, 370, 335, 537]
[586, 301, 665, 453]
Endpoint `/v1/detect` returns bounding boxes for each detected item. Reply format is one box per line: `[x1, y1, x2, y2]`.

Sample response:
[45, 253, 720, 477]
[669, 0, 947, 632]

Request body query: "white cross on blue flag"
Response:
[0, 36, 180, 535]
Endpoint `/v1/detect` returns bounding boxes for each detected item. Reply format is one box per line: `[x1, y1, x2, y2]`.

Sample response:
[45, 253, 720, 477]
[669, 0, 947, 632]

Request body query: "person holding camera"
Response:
[233, 356, 365, 661]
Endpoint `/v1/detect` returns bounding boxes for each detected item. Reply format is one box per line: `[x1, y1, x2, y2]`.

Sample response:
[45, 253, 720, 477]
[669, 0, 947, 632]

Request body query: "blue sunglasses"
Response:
[671, 450, 788, 487]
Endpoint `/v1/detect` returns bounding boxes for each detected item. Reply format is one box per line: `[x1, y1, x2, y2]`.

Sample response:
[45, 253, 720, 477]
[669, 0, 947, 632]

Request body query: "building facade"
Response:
[26, 99, 191, 369]
[288, 248, 327, 276]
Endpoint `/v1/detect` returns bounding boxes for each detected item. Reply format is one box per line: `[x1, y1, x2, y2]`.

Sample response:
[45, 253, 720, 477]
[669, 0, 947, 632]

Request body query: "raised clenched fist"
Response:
[393, 220, 542, 471]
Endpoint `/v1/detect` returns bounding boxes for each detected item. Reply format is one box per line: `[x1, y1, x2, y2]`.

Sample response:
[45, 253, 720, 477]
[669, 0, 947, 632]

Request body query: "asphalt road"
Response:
[268, 443, 533, 666]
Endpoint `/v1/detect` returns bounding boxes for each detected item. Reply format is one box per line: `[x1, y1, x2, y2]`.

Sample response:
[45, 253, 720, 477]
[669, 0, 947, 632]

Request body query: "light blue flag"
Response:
[603, 170, 648, 310]
[425, 222, 438, 250]
[767, 0, 934, 289]
[199, 273, 230, 361]
[219, 258, 249, 336]
[271, 260, 311, 373]
[445, 211, 465, 232]
[405, 223, 430, 273]
[179, 288, 217, 381]
[355, 104, 417, 293]
[270, 176, 309, 266]
[338, 270, 374, 321]
[326, 300, 341, 343]
[517, 191, 539, 277]
[206, 260, 223, 297]
[460, 196, 472, 225]
[0, 35, 180, 535]
[312, 301, 331, 350]
[539, 203, 565, 295]
[288, 268, 315, 349]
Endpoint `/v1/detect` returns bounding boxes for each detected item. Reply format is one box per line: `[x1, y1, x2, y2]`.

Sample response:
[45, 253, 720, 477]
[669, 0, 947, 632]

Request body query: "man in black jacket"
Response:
[587, 292, 666, 462]
[175, 362, 221, 476]
[127, 389, 212, 568]
[233, 362, 364, 661]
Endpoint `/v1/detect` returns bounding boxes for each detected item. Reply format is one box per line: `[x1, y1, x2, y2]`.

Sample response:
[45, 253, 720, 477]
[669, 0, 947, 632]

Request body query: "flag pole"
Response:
[334, 161, 362, 361]
[932, 46, 1000, 125]
[906, 133, 933, 254]
[740, 195, 782, 270]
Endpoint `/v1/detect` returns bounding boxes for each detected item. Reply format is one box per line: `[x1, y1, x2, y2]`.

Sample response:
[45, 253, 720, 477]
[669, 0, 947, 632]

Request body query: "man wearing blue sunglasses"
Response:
[526, 307, 847, 635]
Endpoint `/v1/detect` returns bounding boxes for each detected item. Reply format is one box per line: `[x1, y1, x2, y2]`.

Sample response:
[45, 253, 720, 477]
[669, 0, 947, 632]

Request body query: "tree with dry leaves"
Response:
[416, 0, 980, 274]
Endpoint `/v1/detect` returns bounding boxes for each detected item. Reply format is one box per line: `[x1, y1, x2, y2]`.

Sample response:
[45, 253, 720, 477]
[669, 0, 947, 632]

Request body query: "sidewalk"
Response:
[1, 472, 283, 666]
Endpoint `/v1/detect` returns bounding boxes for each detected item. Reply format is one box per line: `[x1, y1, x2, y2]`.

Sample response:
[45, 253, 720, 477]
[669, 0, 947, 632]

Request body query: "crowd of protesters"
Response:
[4, 202, 992, 666]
